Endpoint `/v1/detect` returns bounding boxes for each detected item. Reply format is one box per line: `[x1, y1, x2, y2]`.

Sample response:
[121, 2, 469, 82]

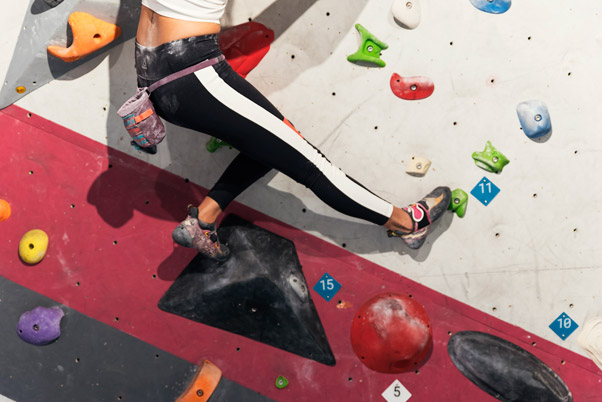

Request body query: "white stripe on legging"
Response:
[193, 67, 394, 221]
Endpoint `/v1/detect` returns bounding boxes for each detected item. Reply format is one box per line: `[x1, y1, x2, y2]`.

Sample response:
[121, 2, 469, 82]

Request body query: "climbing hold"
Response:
[43, 0, 64, 7]
[17, 306, 64, 346]
[47, 12, 122, 62]
[390, 74, 434, 100]
[472, 141, 509, 173]
[16, 86, 26, 94]
[469, 0, 511, 14]
[448, 189, 468, 218]
[0, 199, 11, 222]
[176, 360, 222, 402]
[275, 376, 289, 389]
[448, 331, 573, 402]
[392, 0, 422, 29]
[517, 100, 552, 139]
[405, 156, 431, 176]
[350, 293, 432, 373]
[218, 22, 275, 79]
[159, 215, 336, 366]
[206, 137, 231, 153]
[19, 229, 49, 264]
[347, 24, 388, 68]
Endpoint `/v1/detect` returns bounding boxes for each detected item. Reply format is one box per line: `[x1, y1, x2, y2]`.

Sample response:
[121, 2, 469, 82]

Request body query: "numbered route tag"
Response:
[470, 177, 500, 206]
[549, 312, 578, 340]
[313, 273, 341, 302]
[382, 379, 412, 402]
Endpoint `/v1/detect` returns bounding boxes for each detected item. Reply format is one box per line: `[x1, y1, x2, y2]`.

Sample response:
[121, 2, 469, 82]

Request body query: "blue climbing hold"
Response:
[469, 0, 511, 14]
[517, 100, 552, 139]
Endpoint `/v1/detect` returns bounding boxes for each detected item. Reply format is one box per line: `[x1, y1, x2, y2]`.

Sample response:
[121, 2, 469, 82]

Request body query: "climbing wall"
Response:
[2, 0, 602, 400]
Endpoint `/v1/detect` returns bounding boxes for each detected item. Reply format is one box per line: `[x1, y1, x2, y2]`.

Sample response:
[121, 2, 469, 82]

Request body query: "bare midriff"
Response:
[136, 5, 221, 47]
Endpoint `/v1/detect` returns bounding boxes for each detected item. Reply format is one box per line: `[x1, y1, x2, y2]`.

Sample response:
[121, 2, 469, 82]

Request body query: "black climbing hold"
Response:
[43, 0, 64, 7]
[159, 215, 335, 366]
[448, 331, 572, 402]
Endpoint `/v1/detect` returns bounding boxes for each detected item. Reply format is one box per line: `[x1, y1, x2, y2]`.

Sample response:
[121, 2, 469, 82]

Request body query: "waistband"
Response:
[135, 34, 223, 82]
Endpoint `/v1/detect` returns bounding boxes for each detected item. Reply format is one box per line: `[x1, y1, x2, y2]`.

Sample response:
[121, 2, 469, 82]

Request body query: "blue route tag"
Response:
[313, 273, 341, 302]
[549, 313, 578, 340]
[471, 177, 500, 206]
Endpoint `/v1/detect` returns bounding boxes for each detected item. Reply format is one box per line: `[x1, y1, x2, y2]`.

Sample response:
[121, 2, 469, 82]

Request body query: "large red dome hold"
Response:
[350, 293, 433, 373]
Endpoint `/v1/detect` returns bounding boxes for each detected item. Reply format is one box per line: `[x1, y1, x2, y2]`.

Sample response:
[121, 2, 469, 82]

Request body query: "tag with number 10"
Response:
[313, 273, 341, 301]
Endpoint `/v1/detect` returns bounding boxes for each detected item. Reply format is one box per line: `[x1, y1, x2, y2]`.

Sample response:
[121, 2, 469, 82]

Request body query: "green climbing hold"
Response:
[347, 24, 388, 67]
[448, 189, 468, 218]
[275, 375, 289, 389]
[206, 137, 231, 153]
[472, 141, 509, 173]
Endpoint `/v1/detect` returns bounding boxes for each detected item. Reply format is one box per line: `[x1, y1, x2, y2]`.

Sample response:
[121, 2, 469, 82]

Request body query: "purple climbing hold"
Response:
[17, 306, 65, 346]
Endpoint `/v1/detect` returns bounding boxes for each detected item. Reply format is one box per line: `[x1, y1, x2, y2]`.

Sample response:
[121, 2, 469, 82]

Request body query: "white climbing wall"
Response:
[2, 0, 602, 361]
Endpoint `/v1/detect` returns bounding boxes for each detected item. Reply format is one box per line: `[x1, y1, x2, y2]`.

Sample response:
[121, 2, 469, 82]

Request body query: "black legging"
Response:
[135, 34, 394, 225]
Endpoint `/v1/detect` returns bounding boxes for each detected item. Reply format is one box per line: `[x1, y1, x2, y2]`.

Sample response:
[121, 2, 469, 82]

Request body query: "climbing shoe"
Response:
[172, 205, 230, 262]
[387, 186, 451, 249]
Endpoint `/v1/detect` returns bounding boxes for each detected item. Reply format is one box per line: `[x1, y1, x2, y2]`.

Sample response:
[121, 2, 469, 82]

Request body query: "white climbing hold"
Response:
[392, 0, 421, 29]
[405, 156, 431, 176]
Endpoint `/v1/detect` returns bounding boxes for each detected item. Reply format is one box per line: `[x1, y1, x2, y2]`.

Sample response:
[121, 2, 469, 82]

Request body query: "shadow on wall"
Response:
[87, 0, 451, 273]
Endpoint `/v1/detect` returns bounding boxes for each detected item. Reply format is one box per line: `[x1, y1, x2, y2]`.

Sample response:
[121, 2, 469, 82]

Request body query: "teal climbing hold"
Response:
[448, 189, 468, 218]
[275, 376, 289, 389]
[472, 141, 509, 173]
[206, 137, 231, 153]
[347, 24, 388, 68]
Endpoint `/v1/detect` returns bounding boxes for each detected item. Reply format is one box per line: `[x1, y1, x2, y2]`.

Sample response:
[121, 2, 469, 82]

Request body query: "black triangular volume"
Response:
[158, 215, 336, 366]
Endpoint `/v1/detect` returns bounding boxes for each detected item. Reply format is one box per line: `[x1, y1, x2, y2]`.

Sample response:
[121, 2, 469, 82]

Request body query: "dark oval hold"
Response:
[43, 0, 64, 7]
[447, 331, 572, 402]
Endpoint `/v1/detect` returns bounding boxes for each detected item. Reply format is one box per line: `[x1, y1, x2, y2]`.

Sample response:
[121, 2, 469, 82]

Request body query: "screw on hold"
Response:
[472, 141, 510, 173]
[534, 114, 542, 121]
[406, 1, 413, 8]
[448, 188, 468, 218]
[416, 163, 422, 170]
[347, 24, 388, 67]
[206, 136, 231, 153]
[410, 84, 417, 91]
[196, 389, 204, 396]
[275, 376, 289, 389]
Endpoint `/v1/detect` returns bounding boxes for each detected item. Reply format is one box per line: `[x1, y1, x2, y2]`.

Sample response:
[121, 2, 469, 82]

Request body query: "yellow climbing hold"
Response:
[19, 229, 49, 264]
[16, 86, 26, 94]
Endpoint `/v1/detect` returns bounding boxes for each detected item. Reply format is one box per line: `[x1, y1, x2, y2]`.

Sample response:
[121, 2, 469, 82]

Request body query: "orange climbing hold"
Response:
[176, 360, 222, 402]
[47, 12, 122, 62]
[0, 199, 11, 222]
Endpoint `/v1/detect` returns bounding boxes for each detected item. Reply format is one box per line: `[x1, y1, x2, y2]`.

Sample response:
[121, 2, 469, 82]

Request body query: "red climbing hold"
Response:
[219, 22, 275, 79]
[390, 73, 434, 100]
[350, 293, 432, 373]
